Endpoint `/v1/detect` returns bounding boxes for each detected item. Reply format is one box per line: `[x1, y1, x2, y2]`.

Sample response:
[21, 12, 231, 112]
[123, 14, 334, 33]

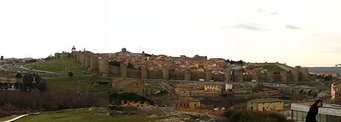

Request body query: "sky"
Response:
[0, 0, 340, 67]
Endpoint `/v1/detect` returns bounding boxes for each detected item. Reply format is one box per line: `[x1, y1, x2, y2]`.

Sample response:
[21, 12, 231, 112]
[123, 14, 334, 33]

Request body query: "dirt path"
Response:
[0, 115, 20, 122]
[0, 114, 29, 122]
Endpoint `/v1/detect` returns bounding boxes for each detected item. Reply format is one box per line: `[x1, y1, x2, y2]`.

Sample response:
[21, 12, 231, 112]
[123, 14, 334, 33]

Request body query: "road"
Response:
[1, 114, 29, 122]
[19, 66, 58, 74]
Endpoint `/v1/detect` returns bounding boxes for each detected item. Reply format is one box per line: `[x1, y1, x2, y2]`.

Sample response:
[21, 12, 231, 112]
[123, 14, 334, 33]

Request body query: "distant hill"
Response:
[306, 67, 341, 74]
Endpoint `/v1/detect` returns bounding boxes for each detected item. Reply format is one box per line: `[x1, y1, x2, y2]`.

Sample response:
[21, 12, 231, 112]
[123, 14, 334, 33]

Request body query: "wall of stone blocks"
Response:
[84, 53, 91, 68]
[98, 57, 109, 76]
[251, 72, 260, 81]
[291, 70, 299, 82]
[148, 70, 163, 79]
[280, 71, 288, 82]
[212, 73, 224, 81]
[79, 53, 85, 66]
[191, 71, 205, 81]
[140, 66, 148, 79]
[89, 55, 98, 70]
[234, 71, 243, 82]
[224, 69, 232, 82]
[120, 63, 128, 78]
[127, 68, 141, 78]
[109, 65, 120, 76]
[170, 70, 185, 80]
[243, 74, 252, 82]
[162, 69, 170, 80]
[205, 69, 212, 81]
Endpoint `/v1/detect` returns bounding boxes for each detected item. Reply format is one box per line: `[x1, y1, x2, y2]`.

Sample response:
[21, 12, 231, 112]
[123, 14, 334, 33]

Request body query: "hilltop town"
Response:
[0, 46, 340, 121]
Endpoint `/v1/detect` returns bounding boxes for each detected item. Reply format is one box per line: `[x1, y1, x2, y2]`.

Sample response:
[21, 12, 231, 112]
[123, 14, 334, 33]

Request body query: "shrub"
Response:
[224, 110, 290, 122]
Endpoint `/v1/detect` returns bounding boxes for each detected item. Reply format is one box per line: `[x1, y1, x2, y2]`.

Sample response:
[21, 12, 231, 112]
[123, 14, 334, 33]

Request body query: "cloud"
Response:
[232, 24, 264, 31]
[255, 8, 278, 15]
[285, 25, 301, 30]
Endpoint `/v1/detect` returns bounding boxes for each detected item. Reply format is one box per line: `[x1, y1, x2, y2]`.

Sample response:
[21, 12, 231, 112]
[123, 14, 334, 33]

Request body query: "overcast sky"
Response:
[0, 0, 340, 67]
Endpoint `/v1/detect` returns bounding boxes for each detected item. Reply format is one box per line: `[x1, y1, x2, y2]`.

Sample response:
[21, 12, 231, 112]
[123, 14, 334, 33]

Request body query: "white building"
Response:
[225, 84, 233, 91]
[291, 103, 341, 122]
[204, 85, 221, 91]
[331, 81, 341, 100]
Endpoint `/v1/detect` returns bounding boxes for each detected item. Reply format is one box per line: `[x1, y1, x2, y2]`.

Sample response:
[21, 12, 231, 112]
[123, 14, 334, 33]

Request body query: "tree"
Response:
[224, 111, 291, 122]
[68, 72, 74, 77]
[15, 73, 22, 79]
[0, 56, 3, 60]
[324, 75, 333, 81]
[21, 73, 42, 91]
[109, 92, 154, 105]
[22, 74, 33, 91]
[37, 81, 47, 92]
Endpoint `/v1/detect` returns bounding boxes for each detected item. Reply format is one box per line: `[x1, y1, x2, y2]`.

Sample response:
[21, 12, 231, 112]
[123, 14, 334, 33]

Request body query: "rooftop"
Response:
[247, 98, 283, 103]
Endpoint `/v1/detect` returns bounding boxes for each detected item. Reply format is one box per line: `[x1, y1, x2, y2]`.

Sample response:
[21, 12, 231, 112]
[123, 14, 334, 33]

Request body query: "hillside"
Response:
[16, 108, 159, 122]
[25, 58, 87, 73]
[44, 76, 112, 93]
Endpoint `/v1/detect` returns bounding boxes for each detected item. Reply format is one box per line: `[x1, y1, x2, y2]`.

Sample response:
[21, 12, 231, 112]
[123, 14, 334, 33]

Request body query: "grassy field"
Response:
[25, 58, 86, 73]
[16, 109, 158, 122]
[23, 57, 110, 93]
[44, 76, 112, 93]
[0, 65, 28, 73]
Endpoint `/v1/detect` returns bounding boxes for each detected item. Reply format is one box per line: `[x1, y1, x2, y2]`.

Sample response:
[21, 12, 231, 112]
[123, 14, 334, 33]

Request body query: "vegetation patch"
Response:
[25, 58, 87, 73]
[110, 92, 155, 105]
[16, 108, 159, 122]
[44, 76, 111, 93]
[224, 110, 293, 122]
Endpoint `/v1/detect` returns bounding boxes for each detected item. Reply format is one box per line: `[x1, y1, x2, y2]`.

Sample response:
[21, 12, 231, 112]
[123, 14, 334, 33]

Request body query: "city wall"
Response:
[71, 51, 309, 82]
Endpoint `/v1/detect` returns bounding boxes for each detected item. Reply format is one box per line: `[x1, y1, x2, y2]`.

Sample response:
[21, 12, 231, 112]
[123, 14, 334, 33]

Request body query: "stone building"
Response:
[171, 97, 201, 109]
[204, 84, 221, 91]
[247, 98, 284, 112]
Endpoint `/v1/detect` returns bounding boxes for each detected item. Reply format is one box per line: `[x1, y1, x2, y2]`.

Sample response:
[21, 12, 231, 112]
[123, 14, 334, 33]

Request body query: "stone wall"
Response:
[72, 51, 308, 82]
[98, 57, 109, 76]
[89, 55, 98, 70]
[205, 69, 212, 81]
[162, 69, 170, 80]
[191, 71, 205, 81]
[280, 71, 288, 82]
[127, 68, 141, 78]
[109, 65, 120, 76]
[84, 53, 91, 68]
[212, 73, 224, 82]
[141, 66, 148, 79]
[234, 70, 243, 82]
[170, 70, 185, 80]
[148, 70, 163, 79]
[120, 63, 128, 78]
[184, 70, 192, 81]
[224, 69, 231, 82]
